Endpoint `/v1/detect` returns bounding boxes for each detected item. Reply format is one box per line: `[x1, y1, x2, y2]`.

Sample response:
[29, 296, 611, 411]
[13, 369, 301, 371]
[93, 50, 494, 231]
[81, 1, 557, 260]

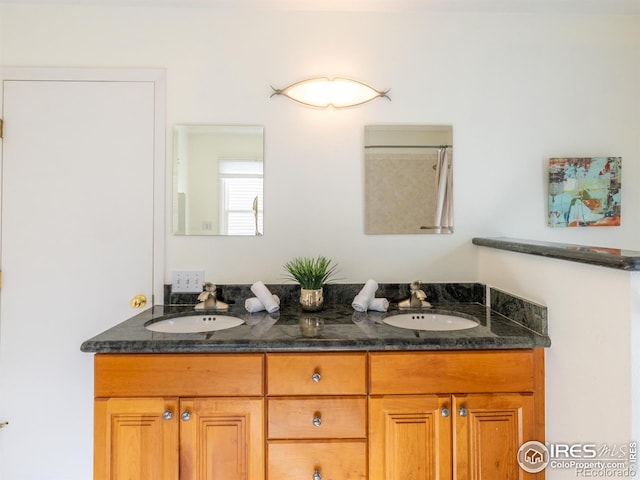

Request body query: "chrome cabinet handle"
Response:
[441, 407, 450, 417]
[312, 372, 321, 383]
[459, 407, 469, 417]
[313, 470, 322, 480]
[312, 415, 322, 427]
[181, 411, 192, 421]
[162, 410, 173, 421]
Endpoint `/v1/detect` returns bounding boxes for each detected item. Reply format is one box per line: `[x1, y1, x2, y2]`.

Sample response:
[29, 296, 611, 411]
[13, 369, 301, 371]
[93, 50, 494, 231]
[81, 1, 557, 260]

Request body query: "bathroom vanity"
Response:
[82, 284, 550, 480]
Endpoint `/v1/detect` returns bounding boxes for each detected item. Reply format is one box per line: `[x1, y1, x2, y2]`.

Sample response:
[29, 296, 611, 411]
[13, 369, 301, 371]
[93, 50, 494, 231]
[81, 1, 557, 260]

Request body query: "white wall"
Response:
[1, 5, 638, 283]
[479, 247, 637, 479]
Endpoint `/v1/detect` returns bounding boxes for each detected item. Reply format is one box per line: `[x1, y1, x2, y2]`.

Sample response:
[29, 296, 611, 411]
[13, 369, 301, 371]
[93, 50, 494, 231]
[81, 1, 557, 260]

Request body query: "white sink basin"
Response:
[383, 312, 479, 331]
[146, 314, 244, 333]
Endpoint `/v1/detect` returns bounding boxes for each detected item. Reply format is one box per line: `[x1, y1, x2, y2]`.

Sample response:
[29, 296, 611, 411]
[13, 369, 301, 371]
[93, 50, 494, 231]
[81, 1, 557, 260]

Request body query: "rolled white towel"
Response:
[245, 295, 280, 313]
[351, 279, 378, 312]
[250, 281, 280, 313]
[368, 297, 389, 312]
[351, 295, 369, 312]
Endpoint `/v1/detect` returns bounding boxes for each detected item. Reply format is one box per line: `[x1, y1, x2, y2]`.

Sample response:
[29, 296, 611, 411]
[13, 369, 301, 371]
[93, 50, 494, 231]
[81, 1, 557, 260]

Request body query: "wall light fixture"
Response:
[270, 77, 390, 108]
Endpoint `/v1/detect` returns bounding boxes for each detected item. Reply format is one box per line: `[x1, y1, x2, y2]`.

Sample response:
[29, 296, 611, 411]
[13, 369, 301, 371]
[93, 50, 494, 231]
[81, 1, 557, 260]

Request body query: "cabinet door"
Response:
[94, 397, 179, 480]
[369, 395, 452, 480]
[180, 398, 264, 480]
[454, 393, 536, 480]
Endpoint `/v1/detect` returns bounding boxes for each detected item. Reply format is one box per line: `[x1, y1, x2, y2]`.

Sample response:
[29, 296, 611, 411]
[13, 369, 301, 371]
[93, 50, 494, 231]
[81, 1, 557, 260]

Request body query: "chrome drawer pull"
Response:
[181, 410, 192, 421]
[162, 410, 173, 421]
[312, 415, 322, 427]
[440, 407, 450, 417]
[313, 470, 322, 480]
[459, 407, 469, 417]
[312, 372, 321, 383]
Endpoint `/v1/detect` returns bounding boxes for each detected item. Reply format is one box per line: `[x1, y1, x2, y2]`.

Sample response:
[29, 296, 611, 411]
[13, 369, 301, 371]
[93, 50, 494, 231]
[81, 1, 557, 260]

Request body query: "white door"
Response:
[0, 69, 165, 480]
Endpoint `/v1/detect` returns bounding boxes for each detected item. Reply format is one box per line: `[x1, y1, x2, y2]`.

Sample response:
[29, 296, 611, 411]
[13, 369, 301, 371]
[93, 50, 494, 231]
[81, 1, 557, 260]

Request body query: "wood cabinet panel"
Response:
[267, 440, 367, 480]
[369, 350, 536, 394]
[94, 397, 179, 480]
[266, 353, 366, 395]
[180, 398, 264, 480]
[268, 397, 367, 439]
[454, 393, 536, 480]
[95, 354, 264, 397]
[369, 395, 452, 480]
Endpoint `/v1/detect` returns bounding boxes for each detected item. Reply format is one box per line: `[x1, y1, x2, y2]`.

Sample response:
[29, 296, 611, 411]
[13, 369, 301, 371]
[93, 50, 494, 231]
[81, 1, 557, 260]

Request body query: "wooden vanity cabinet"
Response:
[93, 354, 265, 480]
[265, 353, 368, 480]
[92, 349, 544, 480]
[368, 349, 545, 480]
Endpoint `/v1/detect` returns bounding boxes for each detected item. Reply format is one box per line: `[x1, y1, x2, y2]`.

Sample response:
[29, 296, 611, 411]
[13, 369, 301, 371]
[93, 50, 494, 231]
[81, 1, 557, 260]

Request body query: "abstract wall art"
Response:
[548, 157, 621, 228]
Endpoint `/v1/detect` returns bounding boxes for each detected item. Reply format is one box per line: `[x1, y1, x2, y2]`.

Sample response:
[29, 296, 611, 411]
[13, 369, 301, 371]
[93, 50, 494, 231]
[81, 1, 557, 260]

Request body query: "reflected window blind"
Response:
[221, 177, 263, 235]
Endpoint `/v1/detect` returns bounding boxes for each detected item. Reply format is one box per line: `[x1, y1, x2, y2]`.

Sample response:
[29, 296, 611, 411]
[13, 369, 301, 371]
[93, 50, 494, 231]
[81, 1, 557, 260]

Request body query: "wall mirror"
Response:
[173, 125, 264, 236]
[364, 125, 453, 234]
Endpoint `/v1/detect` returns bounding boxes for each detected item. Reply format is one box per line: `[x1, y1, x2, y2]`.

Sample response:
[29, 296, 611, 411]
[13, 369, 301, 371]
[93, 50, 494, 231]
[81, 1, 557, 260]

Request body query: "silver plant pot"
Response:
[300, 287, 324, 312]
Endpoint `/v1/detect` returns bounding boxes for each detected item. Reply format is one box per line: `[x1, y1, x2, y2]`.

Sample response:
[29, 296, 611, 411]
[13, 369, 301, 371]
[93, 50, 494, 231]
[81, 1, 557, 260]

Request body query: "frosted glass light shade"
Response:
[271, 77, 390, 108]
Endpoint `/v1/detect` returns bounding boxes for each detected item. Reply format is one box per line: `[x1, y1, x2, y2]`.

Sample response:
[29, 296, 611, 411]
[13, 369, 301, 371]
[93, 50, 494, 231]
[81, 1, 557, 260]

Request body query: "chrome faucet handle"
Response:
[197, 282, 218, 309]
[197, 290, 216, 302]
[399, 281, 428, 309]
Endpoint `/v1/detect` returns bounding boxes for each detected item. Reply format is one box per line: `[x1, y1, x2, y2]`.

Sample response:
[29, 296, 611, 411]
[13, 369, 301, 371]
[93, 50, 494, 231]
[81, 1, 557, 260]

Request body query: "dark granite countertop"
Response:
[80, 302, 550, 353]
[473, 237, 640, 271]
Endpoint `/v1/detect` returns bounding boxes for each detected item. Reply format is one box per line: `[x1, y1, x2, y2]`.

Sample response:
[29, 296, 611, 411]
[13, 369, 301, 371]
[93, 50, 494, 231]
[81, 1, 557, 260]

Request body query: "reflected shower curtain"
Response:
[434, 147, 452, 232]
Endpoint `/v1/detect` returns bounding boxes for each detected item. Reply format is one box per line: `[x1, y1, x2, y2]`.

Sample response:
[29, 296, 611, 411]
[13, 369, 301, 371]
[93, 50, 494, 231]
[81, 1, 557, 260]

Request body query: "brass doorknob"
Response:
[130, 294, 147, 309]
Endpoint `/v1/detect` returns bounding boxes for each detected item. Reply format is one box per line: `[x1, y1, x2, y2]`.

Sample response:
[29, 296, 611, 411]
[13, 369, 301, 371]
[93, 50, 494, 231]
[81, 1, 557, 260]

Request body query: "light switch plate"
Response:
[171, 270, 204, 293]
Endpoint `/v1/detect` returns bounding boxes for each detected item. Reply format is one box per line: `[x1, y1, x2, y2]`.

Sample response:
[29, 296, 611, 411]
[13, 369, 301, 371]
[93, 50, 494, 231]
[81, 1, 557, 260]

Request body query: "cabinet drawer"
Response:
[95, 354, 264, 397]
[266, 353, 366, 395]
[369, 350, 537, 394]
[268, 397, 367, 439]
[268, 441, 367, 480]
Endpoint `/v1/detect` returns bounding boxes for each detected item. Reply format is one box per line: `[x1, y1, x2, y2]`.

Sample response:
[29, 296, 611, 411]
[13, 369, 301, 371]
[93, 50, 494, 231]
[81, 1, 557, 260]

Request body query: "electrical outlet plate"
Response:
[171, 270, 205, 293]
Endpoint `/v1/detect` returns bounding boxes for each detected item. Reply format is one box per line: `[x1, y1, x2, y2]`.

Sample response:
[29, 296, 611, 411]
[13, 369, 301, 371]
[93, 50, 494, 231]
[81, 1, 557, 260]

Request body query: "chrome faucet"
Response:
[398, 281, 432, 308]
[196, 282, 229, 310]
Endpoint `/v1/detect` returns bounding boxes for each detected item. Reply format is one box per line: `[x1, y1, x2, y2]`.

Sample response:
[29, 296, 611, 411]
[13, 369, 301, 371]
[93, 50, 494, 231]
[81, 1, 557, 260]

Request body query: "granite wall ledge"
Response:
[473, 237, 640, 271]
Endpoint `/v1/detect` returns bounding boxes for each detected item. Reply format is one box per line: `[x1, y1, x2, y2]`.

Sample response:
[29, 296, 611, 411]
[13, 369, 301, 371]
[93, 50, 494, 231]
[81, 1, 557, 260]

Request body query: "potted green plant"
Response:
[283, 256, 338, 311]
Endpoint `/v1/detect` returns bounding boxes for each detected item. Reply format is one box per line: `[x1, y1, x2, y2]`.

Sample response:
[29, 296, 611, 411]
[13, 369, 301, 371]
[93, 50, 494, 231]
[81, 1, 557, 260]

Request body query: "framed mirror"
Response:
[364, 125, 453, 234]
[173, 125, 264, 236]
